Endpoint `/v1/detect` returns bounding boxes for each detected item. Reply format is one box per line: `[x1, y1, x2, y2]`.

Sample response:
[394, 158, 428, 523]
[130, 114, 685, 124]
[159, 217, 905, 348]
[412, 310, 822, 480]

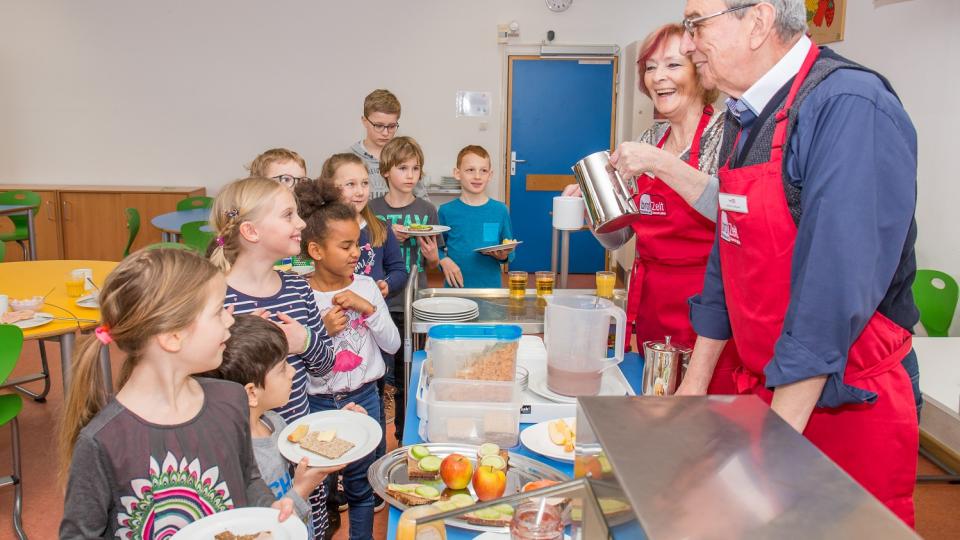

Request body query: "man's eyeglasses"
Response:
[271, 175, 311, 188]
[365, 117, 400, 134]
[682, 3, 757, 36]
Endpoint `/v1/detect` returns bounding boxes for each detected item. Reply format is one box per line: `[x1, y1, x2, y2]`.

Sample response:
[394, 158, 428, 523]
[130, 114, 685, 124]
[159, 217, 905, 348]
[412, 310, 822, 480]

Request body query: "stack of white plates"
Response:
[413, 297, 479, 322]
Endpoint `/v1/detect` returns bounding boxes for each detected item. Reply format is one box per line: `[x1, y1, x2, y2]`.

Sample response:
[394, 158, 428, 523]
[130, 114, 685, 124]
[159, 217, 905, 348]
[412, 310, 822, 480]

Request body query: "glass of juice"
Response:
[66, 276, 85, 297]
[509, 271, 528, 300]
[535, 271, 555, 298]
[396, 505, 447, 540]
[595, 270, 615, 299]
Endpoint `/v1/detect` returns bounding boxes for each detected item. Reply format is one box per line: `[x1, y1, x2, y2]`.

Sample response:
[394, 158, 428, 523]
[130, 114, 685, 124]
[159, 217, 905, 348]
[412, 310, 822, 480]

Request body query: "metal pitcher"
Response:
[641, 336, 692, 396]
[571, 150, 639, 233]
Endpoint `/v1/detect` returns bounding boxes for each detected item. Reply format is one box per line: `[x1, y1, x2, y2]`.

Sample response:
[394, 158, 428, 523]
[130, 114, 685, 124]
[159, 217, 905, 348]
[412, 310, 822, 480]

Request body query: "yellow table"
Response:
[0, 260, 118, 398]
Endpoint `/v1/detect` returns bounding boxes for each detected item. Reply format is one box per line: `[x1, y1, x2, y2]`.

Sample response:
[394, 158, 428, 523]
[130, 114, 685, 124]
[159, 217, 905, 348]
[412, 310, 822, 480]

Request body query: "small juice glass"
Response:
[66, 277, 86, 297]
[509, 271, 528, 300]
[535, 271, 555, 298]
[595, 271, 615, 299]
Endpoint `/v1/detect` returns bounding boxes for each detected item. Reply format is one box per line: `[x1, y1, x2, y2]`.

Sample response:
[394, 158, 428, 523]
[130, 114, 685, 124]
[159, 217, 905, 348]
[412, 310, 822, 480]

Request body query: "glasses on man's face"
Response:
[271, 175, 311, 188]
[365, 117, 400, 134]
[682, 3, 757, 37]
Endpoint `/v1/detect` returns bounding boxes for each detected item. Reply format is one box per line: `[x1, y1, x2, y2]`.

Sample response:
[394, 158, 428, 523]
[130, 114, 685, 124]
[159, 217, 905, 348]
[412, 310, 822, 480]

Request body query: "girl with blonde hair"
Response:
[210, 176, 337, 536]
[59, 248, 294, 537]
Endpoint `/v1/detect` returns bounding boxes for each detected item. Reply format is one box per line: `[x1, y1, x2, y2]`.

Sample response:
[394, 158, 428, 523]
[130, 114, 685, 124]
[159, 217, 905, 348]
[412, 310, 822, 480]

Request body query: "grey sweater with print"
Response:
[59, 378, 275, 540]
[253, 411, 311, 522]
[348, 140, 431, 201]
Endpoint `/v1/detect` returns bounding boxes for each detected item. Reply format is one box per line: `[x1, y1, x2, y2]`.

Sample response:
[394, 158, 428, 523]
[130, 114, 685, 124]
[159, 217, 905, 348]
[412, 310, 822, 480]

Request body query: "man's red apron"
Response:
[717, 43, 918, 525]
[627, 105, 739, 394]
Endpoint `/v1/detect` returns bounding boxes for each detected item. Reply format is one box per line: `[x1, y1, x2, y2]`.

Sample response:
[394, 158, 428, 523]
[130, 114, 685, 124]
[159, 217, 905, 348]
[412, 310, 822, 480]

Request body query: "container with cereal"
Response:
[425, 324, 522, 383]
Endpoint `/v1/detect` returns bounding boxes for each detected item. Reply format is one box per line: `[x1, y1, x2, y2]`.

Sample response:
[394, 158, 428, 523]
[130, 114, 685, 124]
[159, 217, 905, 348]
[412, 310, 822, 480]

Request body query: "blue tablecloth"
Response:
[150, 208, 212, 234]
[385, 350, 644, 539]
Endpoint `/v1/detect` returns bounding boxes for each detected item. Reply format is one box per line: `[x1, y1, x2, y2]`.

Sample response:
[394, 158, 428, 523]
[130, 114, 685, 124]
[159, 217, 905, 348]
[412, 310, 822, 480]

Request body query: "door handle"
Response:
[62, 200, 73, 221]
[46, 200, 55, 220]
[510, 151, 526, 175]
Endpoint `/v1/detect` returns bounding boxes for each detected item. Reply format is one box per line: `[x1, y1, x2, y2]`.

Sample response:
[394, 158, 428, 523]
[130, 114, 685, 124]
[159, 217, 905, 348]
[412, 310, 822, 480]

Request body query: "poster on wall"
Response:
[806, 0, 846, 44]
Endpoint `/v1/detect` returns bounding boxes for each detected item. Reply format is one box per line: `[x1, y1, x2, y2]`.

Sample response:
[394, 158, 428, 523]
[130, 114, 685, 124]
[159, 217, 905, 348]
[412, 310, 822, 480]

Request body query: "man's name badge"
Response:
[718, 193, 748, 214]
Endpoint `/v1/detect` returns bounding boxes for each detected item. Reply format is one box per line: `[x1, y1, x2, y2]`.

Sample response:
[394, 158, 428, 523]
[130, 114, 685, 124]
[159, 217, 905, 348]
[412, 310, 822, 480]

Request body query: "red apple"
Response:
[472, 465, 507, 501]
[440, 453, 473, 490]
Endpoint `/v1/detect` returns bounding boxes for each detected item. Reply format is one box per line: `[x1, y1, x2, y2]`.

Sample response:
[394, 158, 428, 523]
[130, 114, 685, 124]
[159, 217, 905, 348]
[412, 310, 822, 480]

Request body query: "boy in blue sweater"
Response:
[438, 145, 515, 288]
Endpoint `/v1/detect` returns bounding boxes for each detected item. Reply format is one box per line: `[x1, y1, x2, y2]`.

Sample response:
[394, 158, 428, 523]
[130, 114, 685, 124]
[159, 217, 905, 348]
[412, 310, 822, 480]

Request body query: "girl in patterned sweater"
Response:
[209, 176, 336, 538]
[59, 249, 296, 538]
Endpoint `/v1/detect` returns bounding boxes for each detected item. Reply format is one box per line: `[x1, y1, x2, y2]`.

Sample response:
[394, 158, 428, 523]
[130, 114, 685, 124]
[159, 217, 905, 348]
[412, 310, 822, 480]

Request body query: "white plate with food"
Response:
[398, 224, 450, 237]
[412, 297, 478, 316]
[76, 294, 99, 309]
[6, 311, 55, 330]
[278, 409, 382, 468]
[527, 374, 627, 405]
[520, 417, 576, 463]
[171, 507, 307, 540]
[474, 240, 522, 254]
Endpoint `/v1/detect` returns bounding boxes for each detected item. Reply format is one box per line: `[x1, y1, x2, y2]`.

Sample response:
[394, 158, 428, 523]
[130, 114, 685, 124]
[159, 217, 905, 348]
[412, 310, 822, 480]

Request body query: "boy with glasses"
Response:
[348, 89, 430, 200]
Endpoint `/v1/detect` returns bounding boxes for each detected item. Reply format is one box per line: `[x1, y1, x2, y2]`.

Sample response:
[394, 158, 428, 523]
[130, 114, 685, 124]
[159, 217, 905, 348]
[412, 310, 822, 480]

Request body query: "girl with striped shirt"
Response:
[209, 176, 335, 538]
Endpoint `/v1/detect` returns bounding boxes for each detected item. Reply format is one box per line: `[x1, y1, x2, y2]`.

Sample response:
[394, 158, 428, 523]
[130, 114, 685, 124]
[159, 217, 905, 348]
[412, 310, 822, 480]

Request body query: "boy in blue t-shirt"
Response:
[438, 145, 515, 288]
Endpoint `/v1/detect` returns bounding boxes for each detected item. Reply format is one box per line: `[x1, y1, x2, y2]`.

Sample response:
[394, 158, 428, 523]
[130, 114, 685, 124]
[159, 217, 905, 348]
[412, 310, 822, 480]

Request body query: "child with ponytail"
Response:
[295, 179, 398, 540]
[59, 248, 295, 538]
[209, 176, 337, 537]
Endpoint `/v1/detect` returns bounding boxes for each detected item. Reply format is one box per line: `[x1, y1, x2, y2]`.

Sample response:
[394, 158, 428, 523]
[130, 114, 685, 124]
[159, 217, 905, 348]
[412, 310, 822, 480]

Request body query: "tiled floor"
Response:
[1, 273, 958, 539]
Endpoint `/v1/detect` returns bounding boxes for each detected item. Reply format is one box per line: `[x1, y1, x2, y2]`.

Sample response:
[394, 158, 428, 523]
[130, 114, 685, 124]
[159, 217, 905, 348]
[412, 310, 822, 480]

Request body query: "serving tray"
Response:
[367, 442, 569, 533]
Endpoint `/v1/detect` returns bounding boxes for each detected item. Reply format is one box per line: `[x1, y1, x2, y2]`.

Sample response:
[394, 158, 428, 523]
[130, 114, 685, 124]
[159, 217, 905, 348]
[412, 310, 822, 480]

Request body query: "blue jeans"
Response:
[901, 348, 922, 423]
[307, 382, 381, 540]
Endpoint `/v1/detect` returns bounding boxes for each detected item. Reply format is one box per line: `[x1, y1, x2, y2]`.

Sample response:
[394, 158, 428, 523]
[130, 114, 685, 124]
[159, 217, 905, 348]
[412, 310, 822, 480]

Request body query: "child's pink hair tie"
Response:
[215, 236, 225, 247]
[95, 325, 113, 345]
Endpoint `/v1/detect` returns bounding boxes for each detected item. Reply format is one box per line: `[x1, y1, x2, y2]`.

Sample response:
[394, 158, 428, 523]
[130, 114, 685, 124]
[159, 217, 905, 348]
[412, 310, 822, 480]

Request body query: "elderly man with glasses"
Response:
[675, 0, 920, 526]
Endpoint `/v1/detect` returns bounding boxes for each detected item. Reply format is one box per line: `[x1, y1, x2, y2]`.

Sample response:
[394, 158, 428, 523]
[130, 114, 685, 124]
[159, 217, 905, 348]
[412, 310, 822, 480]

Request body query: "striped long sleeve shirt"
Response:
[224, 271, 335, 422]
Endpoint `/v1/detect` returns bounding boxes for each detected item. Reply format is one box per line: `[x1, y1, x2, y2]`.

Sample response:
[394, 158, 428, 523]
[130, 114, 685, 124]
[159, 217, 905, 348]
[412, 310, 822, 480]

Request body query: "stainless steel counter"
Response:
[576, 396, 920, 539]
[411, 287, 627, 334]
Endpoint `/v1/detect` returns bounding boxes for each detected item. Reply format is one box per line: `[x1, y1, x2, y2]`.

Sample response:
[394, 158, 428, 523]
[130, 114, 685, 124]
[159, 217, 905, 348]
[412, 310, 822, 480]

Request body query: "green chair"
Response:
[181, 221, 215, 253]
[123, 207, 141, 258]
[0, 324, 26, 539]
[912, 269, 959, 337]
[0, 190, 41, 260]
[145, 242, 194, 251]
[0, 239, 5, 262]
[176, 196, 213, 211]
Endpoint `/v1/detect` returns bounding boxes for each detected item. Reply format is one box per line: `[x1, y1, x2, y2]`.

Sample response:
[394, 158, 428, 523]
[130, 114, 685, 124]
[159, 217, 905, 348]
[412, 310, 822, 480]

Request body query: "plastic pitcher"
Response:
[544, 295, 626, 396]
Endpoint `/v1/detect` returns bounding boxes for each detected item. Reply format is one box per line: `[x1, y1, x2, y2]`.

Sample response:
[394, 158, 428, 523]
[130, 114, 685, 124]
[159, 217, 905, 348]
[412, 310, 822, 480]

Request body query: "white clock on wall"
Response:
[545, 0, 572, 13]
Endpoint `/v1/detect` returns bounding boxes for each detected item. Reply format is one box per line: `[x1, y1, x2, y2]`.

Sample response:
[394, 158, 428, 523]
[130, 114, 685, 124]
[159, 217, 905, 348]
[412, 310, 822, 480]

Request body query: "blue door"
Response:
[507, 57, 616, 273]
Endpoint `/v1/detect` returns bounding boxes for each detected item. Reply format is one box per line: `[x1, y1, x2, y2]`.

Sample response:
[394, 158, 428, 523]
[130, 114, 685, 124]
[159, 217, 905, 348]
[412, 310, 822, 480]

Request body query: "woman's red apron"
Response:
[627, 105, 739, 394]
[716, 43, 918, 525]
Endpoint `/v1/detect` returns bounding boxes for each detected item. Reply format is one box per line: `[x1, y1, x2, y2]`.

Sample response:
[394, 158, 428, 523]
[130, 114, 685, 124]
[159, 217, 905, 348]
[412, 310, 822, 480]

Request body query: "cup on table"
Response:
[596, 270, 616, 299]
[509, 271, 528, 300]
[72, 268, 94, 291]
[0, 294, 8, 313]
[535, 271, 555, 298]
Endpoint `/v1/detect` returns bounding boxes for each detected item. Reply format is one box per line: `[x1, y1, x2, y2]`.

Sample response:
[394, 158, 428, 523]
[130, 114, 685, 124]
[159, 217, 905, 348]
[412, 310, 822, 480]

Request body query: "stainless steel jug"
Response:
[641, 336, 692, 396]
[571, 150, 639, 233]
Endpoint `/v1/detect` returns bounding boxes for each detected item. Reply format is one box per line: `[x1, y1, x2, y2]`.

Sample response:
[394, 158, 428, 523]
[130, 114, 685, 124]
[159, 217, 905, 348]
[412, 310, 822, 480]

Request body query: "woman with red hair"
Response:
[565, 23, 738, 394]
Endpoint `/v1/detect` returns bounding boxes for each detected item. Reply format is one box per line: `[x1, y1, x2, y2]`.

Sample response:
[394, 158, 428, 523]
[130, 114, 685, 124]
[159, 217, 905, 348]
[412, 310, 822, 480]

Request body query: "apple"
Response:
[472, 465, 507, 501]
[439, 453, 473, 490]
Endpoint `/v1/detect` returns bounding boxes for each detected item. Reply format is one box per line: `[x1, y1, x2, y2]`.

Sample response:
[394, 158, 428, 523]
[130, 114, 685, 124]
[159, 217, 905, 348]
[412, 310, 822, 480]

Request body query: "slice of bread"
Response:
[385, 484, 440, 506]
[406, 454, 440, 480]
[462, 510, 511, 527]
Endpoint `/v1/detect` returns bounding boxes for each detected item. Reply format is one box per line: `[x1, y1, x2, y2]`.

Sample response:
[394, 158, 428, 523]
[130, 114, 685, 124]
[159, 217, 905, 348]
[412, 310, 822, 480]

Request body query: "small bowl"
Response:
[11, 296, 45, 312]
[516, 366, 529, 391]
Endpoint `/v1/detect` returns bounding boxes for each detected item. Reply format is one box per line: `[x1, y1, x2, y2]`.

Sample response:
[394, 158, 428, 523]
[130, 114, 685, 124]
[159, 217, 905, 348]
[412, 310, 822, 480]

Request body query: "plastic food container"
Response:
[426, 378, 520, 447]
[426, 324, 522, 382]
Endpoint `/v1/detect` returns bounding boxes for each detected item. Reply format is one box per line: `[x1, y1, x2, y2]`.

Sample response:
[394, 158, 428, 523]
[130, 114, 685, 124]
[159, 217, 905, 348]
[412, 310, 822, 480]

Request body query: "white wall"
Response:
[1, 0, 957, 330]
[0, 0, 679, 197]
